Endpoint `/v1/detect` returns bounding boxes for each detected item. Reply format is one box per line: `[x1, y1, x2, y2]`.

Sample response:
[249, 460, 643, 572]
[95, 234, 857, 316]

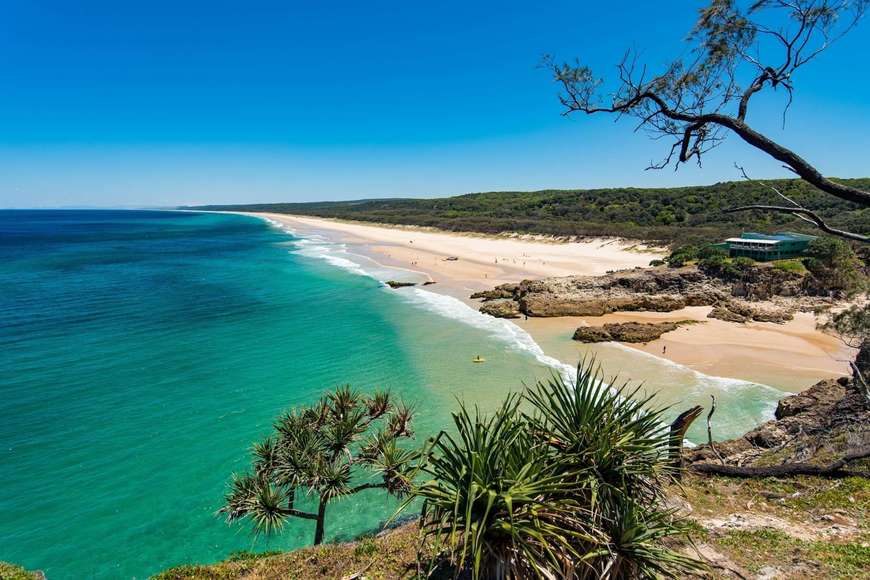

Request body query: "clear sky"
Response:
[1, 0, 868, 207]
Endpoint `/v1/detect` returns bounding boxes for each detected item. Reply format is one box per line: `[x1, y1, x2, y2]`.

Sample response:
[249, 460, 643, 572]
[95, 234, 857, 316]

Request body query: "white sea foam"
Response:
[400, 288, 577, 383]
[257, 214, 782, 420]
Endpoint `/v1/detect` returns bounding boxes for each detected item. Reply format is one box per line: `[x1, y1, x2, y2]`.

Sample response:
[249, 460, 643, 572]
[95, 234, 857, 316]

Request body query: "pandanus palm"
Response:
[410, 361, 703, 579]
[220, 386, 418, 545]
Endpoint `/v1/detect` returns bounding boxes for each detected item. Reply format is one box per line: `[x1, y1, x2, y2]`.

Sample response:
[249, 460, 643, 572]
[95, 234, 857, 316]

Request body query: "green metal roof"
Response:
[739, 231, 817, 242]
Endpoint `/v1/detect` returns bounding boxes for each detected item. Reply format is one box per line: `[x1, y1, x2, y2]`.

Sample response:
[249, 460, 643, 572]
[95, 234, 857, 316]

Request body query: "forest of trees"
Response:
[192, 178, 869, 246]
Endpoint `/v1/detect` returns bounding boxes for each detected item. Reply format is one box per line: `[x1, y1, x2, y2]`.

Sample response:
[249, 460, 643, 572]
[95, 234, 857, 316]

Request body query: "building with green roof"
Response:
[722, 231, 817, 261]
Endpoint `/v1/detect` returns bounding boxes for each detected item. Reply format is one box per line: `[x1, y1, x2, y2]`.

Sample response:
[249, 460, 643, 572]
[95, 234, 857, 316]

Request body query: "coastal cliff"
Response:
[687, 373, 869, 471]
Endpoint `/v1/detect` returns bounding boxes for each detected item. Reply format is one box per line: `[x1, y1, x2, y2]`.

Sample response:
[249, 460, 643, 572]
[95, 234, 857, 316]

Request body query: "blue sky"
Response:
[1, 0, 868, 207]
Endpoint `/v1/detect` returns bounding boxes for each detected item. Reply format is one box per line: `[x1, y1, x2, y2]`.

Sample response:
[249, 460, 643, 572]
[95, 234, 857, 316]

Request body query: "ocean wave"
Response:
[292, 243, 374, 278]
[258, 214, 782, 419]
[608, 341, 782, 393]
[400, 288, 577, 383]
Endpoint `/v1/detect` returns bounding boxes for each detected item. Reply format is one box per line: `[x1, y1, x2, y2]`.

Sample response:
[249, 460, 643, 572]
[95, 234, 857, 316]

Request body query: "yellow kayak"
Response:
[472, 356, 486, 363]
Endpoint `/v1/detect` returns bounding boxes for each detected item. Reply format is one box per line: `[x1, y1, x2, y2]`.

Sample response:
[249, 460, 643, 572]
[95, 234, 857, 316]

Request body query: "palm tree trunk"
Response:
[313, 497, 327, 545]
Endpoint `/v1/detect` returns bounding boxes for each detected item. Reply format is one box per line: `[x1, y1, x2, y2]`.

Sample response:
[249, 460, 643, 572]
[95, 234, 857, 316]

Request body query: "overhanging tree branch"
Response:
[549, 0, 870, 240]
[726, 205, 869, 242]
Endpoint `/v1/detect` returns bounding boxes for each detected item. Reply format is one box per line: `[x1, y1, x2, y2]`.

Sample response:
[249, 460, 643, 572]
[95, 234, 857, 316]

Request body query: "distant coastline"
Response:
[242, 211, 852, 392]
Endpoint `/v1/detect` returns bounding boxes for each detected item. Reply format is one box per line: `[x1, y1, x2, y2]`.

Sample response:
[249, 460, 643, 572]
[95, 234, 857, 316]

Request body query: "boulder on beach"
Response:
[479, 299, 521, 319]
[572, 320, 696, 344]
[385, 280, 416, 289]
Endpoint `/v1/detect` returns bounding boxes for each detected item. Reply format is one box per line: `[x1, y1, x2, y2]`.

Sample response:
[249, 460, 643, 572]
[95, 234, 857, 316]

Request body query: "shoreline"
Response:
[246, 212, 852, 391]
[251, 212, 663, 300]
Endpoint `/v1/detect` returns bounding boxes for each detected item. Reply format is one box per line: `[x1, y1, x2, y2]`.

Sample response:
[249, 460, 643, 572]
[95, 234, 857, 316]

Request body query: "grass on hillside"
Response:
[149, 474, 870, 579]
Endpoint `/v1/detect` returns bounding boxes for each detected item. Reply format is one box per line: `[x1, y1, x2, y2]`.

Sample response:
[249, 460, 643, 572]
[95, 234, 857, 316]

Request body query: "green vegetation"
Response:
[716, 529, 870, 577]
[152, 523, 424, 580]
[150, 474, 870, 579]
[189, 178, 870, 246]
[803, 237, 868, 297]
[219, 386, 418, 545]
[408, 363, 702, 579]
[660, 234, 868, 297]
[772, 259, 808, 274]
[0, 562, 40, 580]
[822, 303, 870, 353]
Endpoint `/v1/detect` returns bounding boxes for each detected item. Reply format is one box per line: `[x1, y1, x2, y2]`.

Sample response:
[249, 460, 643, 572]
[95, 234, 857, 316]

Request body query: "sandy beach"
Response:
[518, 309, 854, 392]
[255, 213, 661, 297]
[253, 212, 854, 390]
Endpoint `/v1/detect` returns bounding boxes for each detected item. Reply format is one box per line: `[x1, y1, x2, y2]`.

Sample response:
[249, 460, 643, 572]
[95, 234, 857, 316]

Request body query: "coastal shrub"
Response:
[772, 259, 807, 274]
[821, 304, 870, 350]
[220, 386, 419, 545]
[408, 362, 703, 579]
[665, 244, 700, 267]
[803, 237, 866, 297]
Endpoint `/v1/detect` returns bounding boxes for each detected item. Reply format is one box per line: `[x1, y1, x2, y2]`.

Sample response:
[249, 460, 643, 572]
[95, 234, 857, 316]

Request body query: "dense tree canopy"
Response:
[193, 178, 869, 246]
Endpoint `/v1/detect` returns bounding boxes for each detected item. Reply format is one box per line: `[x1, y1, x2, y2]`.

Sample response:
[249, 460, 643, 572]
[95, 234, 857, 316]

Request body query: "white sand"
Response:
[255, 213, 663, 296]
[250, 212, 854, 388]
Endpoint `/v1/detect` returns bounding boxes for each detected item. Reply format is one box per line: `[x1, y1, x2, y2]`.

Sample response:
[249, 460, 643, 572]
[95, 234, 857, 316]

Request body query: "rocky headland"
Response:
[472, 264, 836, 329]
[686, 345, 869, 474]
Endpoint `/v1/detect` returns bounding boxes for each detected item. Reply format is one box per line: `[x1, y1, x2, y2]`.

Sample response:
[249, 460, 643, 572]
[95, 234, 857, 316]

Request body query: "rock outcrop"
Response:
[471, 266, 820, 324]
[572, 320, 696, 343]
[479, 299, 521, 319]
[707, 300, 794, 324]
[385, 280, 416, 289]
[686, 376, 870, 468]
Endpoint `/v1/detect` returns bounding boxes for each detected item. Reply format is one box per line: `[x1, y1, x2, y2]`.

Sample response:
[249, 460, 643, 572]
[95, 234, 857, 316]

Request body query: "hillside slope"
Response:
[190, 178, 870, 245]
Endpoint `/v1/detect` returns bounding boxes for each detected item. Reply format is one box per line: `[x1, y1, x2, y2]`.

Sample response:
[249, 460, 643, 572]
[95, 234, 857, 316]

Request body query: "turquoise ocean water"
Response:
[0, 210, 784, 578]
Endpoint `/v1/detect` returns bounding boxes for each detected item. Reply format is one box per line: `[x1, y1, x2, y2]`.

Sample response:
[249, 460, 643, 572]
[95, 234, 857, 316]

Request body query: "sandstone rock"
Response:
[636, 295, 687, 312]
[470, 284, 517, 301]
[708, 306, 748, 323]
[572, 326, 614, 342]
[572, 321, 695, 344]
[708, 301, 793, 324]
[519, 294, 610, 317]
[479, 299, 521, 319]
[686, 376, 869, 469]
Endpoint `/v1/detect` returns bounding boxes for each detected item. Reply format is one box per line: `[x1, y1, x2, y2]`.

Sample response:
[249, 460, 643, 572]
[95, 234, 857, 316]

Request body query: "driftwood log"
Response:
[690, 446, 870, 479]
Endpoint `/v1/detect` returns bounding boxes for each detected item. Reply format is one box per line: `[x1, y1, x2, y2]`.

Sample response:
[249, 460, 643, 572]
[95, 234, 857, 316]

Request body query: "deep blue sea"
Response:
[0, 210, 785, 578]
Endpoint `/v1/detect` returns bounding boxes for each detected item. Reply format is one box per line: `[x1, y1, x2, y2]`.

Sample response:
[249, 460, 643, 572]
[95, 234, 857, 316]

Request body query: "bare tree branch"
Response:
[549, 0, 870, 235]
[725, 205, 869, 241]
[691, 445, 870, 478]
[730, 164, 869, 241]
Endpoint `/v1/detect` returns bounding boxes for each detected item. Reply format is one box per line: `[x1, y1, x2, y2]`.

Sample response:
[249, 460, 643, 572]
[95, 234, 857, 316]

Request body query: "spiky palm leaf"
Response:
[408, 360, 703, 579]
[222, 384, 418, 546]
[366, 390, 392, 419]
[388, 402, 415, 438]
[368, 436, 420, 496]
[252, 436, 280, 478]
[328, 385, 362, 420]
[412, 395, 601, 580]
[524, 363, 673, 504]
[219, 474, 289, 536]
